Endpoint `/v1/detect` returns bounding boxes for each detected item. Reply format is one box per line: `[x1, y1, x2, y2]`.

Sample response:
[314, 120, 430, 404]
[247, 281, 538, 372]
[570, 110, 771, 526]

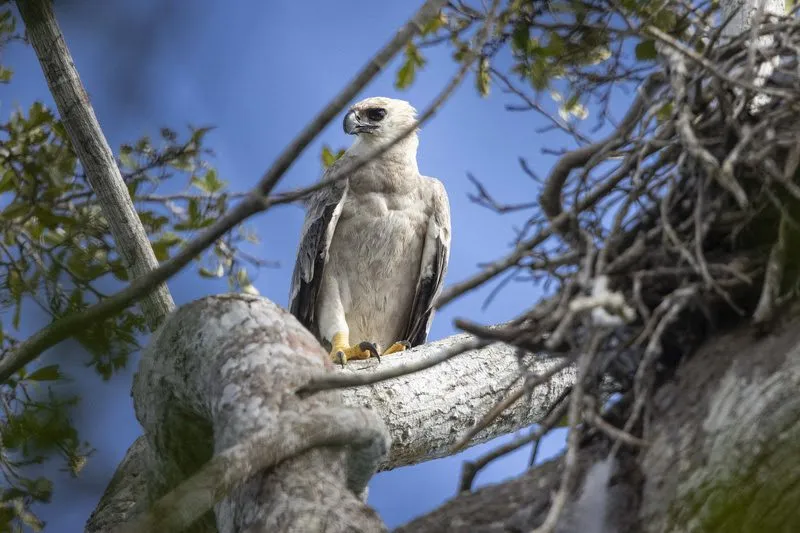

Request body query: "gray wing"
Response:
[402, 177, 451, 347]
[288, 159, 349, 339]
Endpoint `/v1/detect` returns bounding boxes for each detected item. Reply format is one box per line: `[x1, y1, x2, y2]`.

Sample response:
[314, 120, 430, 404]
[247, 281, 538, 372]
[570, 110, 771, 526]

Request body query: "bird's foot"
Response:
[382, 340, 411, 356]
[329, 332, 380, 367]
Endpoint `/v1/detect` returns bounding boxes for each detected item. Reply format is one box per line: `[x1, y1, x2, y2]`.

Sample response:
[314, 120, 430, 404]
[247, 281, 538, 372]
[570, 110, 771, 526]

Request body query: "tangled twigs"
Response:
[583, 396, 649, 450]
[612, 287, 696, 459]
[538, 73, 663, 241]
[439, 9, 800, 533]
[662, 44, 750, 208]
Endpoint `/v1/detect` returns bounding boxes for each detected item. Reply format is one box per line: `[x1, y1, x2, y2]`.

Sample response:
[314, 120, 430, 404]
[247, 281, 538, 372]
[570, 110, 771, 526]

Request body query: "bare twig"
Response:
[299, 337, 487, 395]
[646, 24, 794, 99]
[612, 287, 696, 458]
[458, 388, 570, 493]
[538, 74, 662, 236]
[583, 396, 649, 449]
[753, 214, 788, 323]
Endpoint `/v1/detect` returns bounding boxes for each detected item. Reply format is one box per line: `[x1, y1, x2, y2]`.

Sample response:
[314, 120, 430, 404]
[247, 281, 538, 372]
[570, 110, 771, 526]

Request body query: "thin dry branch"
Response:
[435, 129, 672, 308]
[299, 337, 486, 395]
[538, 74, 662, 236]
[16, 0, 175, 329]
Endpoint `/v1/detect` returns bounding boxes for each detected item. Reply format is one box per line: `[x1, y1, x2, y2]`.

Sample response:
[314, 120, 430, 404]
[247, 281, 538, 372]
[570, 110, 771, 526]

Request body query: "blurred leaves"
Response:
[321, 145, 345, 169]
[635, 39, 658, 60]
[396, 42, 427, 90]
[398, 0, 704, 136]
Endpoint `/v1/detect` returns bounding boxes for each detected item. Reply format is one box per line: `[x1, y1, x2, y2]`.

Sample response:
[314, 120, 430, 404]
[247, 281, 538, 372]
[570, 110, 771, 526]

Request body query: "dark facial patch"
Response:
[366, 108, 387, 122]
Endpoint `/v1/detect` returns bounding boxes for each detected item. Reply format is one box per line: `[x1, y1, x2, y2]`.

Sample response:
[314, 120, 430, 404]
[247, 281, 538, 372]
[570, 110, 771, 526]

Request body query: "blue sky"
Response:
[1, 1, 635, 530]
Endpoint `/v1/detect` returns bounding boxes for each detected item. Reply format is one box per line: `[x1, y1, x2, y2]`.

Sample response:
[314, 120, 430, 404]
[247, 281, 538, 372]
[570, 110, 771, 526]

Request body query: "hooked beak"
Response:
[343, 110, 376, 135]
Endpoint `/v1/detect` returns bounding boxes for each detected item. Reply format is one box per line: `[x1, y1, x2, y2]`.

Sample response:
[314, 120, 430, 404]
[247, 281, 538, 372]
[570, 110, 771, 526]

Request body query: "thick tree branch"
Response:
[123, 295, 389, 533]
[16, 0, 175, 329]
[86, 295, 574, 531]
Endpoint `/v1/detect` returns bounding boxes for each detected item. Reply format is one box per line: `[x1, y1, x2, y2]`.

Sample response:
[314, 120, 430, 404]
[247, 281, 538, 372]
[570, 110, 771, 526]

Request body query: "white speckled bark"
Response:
[338, 335, 574, 469]
[86, 294, 573, 532]
[106, 294, 388, 533]
[721, 0, 785, 39]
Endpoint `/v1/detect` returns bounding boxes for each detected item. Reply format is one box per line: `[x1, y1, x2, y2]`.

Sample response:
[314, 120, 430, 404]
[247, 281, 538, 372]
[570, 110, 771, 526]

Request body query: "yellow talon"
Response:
[382, 341, 411, 356]
[329, 332, 379, 367]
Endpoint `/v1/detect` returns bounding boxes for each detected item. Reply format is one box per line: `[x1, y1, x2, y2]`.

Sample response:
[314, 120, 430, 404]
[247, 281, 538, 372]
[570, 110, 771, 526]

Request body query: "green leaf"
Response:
[396, 59, 416, 90]
[27, 365, 62, 382]
[198, 266, 219, 278]
[110, 259, 129, 281]
[511, 23, 530, 53]
[203, 168, 225, 193]
[189, 198, 200, 219]
[396, 43, 426, 90]
[635, 40, 657, 61]
[321, 145, 345, 169]
[542, 33, 565, 57]
[453, 42, 470, 62]
[0, 169, 15, 193]
[421, 11, 446, 35]
[656, 102, 673, 121]
[119, 150, 135, 169]
[0, 66, 13, 83]
[160, 232, 183, 247]
[528, 58, 549, 90]
[152, 233, 183, 261]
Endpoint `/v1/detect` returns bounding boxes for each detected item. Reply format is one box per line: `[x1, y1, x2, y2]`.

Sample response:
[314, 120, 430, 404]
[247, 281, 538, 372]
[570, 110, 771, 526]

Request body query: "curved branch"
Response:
[113, 407, 388, 533]
[125, 295, 391, 533]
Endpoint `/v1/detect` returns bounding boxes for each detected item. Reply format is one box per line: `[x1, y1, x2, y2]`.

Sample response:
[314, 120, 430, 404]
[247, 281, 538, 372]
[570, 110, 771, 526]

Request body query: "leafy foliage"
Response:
[398, 0, 704, 129]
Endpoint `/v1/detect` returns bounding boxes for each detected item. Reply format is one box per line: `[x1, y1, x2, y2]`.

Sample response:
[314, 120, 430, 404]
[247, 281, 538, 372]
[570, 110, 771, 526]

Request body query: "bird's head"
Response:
[343, 97, 418, 144]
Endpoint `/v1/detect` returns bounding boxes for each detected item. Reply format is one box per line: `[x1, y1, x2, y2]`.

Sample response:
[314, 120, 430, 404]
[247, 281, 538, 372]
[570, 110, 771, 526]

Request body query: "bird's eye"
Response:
[366, 108, 387, 122]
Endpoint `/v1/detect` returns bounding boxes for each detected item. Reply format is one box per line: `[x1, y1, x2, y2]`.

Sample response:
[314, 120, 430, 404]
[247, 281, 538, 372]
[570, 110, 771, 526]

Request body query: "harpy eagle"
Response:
[289, 97, 451, 365]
